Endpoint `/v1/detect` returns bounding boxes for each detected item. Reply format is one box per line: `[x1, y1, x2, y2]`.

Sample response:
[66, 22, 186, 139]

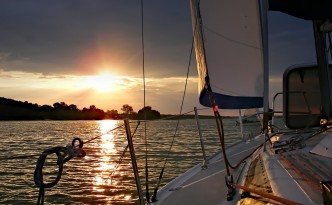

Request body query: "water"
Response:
[0, 118, 260, 204]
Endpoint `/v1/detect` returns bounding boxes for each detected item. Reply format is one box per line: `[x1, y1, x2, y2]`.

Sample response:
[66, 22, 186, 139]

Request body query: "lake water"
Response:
[0, 118, 263, 204]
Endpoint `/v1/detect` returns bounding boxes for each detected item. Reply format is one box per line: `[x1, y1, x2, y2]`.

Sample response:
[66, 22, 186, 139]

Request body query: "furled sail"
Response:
[190, 0, 264, 109]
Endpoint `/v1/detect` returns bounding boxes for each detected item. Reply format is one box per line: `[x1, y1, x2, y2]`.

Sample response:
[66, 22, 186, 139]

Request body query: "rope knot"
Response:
[65, 145, 86, 158]
[66, 137, 86, 159]
[34, 137, 86, 205]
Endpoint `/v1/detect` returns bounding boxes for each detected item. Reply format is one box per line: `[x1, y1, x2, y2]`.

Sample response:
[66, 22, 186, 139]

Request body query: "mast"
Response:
[259, 0, 270, 130]
[313, 20, 332, 119]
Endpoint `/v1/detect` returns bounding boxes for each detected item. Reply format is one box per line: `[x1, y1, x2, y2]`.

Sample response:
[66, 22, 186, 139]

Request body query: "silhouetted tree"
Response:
[121, 104, 134, 115]
[137, 106, 160, 120]
[67, 104, 78, 111]
[0, 97, 112, 120]
[106, 109, 119, 119]
[40, 104, 53, 111]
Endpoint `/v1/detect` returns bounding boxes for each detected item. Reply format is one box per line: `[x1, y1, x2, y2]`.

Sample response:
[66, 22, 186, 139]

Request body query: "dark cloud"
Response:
[268, 12, 316, 76]
[0, 0, 193, 77]
[0, 1, 321, 114]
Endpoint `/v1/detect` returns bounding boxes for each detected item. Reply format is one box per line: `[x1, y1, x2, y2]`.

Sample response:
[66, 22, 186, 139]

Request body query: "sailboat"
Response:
[236, 109, 261, 127]
[239, 109, 260, 123]
[135, 0, 332, 204]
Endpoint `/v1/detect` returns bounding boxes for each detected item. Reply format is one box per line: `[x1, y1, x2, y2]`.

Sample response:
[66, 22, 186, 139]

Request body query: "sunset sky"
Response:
[0, 1, 317, 115]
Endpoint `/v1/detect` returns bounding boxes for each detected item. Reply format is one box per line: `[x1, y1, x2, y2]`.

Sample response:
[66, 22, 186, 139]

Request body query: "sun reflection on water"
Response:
[91, 120, 132, 201]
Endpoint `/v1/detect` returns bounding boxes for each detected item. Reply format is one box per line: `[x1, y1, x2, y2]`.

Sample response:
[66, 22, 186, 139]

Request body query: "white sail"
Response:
[190, 0, 264, 109]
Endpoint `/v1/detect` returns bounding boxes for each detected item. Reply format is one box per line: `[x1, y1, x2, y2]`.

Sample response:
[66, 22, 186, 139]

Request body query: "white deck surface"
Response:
[150, 137, 264, 205]
[149, 129, 332, 205]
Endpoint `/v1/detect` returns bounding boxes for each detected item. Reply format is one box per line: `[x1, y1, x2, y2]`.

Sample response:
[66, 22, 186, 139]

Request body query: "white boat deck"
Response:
[150, 137, 264, 205]
[150, 128, 332, 205]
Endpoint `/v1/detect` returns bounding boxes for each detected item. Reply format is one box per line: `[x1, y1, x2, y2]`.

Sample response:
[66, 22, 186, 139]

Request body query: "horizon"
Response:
[0, 1, 317, 117]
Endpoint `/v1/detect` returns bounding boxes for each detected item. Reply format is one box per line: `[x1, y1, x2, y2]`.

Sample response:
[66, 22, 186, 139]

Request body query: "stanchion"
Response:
[124, 119, 144, 205]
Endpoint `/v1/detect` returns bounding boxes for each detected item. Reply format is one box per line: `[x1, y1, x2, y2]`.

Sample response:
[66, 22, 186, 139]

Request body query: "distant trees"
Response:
[106, 109, 119, 119]
[120, 104, 160, 120]
[53, 102, 67, 109]
[0, 97, 106, 120]
[0, 97, 161, 120]
[137, 106, 160, 120]
[121, 104, 134, 115]
[40, 104, 53, 111]
[81, 105, 105, 120]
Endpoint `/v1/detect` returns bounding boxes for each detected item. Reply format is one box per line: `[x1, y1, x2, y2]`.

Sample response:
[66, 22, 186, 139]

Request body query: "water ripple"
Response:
[0, 119, 252, 204]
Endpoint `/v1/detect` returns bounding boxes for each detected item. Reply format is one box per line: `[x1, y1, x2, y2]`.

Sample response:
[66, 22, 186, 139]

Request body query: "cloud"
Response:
[0, 1, 319, 116]
[0, 1, 193, 78]
[0, 69, 200, 113]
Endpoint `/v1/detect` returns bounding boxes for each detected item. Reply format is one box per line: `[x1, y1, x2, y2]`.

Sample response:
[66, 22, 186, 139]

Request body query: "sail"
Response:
[190, 0, 264, 109]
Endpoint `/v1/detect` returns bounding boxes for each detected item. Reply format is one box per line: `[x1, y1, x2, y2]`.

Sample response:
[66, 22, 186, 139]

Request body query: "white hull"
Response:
[150, 129, 332, 205]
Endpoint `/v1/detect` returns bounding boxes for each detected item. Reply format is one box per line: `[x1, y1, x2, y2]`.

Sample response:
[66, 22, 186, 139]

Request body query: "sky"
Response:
[0, 1, 318, 116]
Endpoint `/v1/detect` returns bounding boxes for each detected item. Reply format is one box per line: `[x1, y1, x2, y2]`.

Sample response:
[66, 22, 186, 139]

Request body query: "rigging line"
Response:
[140, 0, 150, 203]
[194, 107, 210, 111]
[106, 121, 141, 184]
[140, 107, 208, 122]
[83, 124, 125, 145]
[151, 27, 195, 202]
[0, 123, 135, 162]
[156, 109, 196, 120]
[0, 124, 127, 162]
[150, 108, 197, 121]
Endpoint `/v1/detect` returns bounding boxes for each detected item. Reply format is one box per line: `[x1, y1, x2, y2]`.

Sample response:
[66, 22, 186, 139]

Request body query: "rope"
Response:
[32, 121, 137, 204]
[232, 183, 304, 205]
[0, 124, 128, 162]
[143, 107, 208, 121]
[34, 137, 86, 205]
[212, 109, 260, 171]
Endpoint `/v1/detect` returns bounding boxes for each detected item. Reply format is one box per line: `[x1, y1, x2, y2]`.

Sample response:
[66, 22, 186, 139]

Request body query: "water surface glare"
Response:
[0, 119, 259, 204]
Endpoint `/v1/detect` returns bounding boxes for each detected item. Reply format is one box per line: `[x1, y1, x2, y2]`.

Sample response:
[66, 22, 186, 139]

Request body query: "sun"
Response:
[85, 74, 119, 92]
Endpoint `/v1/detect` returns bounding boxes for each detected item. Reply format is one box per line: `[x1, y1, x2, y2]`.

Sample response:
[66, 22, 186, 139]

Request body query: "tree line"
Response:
[0, 97, 160, 120]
